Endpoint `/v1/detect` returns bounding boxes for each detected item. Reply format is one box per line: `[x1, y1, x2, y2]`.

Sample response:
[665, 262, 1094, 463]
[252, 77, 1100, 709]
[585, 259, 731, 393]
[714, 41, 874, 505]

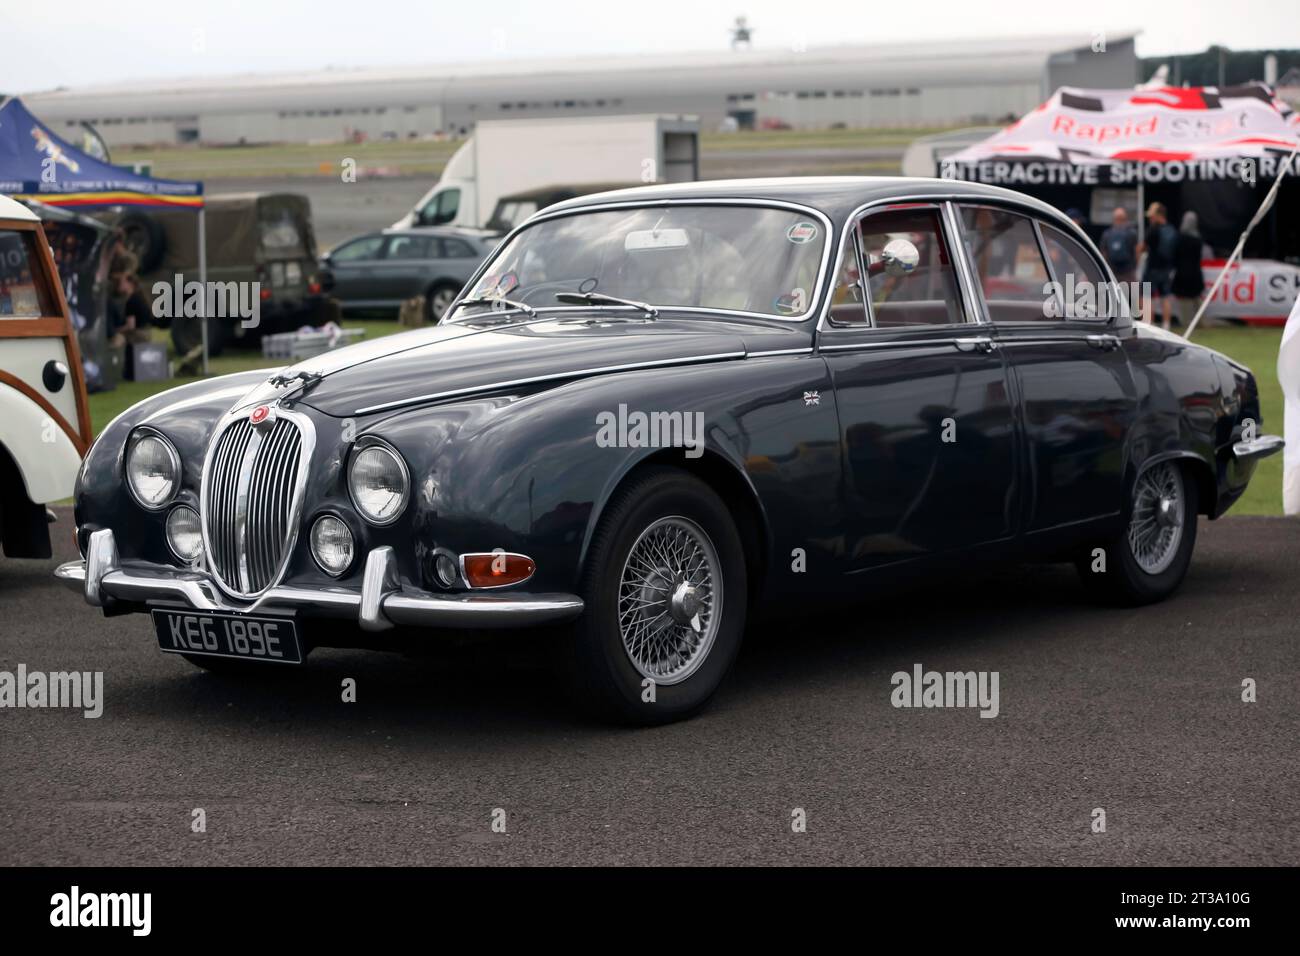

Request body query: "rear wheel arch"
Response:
[1130, 451, 1216, 518]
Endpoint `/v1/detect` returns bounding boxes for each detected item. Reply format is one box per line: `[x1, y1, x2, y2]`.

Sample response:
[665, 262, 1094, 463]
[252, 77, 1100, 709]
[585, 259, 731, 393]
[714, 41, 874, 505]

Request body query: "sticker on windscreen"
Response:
[786, 222, 818, 244]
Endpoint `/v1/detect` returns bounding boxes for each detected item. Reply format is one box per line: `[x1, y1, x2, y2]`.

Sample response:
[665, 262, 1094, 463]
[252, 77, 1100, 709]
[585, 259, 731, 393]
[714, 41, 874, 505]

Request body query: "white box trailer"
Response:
[393, 114, 700, 230]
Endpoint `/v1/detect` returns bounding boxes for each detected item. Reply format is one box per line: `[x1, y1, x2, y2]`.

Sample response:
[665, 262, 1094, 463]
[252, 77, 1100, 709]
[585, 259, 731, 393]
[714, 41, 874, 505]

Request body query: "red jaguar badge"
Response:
[249, 404, 275, 428]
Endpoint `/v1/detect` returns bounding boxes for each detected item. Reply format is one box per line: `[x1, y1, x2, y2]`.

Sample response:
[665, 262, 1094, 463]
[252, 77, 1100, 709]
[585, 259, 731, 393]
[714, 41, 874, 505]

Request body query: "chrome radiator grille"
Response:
[203, 415, 305, 596]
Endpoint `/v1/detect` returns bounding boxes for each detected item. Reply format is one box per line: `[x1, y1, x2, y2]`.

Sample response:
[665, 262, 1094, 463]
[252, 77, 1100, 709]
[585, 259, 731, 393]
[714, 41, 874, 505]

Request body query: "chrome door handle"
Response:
[1086, 334, 1120, 351]
[954, 336, 997, 353]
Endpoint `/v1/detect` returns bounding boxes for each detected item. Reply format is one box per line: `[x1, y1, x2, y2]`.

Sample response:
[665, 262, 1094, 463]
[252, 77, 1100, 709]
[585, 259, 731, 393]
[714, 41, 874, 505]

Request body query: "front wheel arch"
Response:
[577, 449, 768, 608]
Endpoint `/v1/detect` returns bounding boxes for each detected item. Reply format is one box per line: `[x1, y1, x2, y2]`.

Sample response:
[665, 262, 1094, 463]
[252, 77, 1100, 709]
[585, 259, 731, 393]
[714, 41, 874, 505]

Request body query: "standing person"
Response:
[1172, 211, 1207, 329]
[1100, 207, 1138, 283]
[1140, 202, 1178, 329]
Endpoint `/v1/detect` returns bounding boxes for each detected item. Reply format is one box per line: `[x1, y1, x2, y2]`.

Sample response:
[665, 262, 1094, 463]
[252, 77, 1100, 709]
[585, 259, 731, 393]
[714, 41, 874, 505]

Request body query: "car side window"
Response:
[1039, 223, 1108, 319]
[331, 236, 384, 263]
[958, 206, 1052, 322]
[857, 206, 964, 328]
[384, 235, 433, 260]
[440, 238, 478, 259]
[827, 237, 867, 326]
[0, 230, 53, 317]
[421, 189, 460, 226]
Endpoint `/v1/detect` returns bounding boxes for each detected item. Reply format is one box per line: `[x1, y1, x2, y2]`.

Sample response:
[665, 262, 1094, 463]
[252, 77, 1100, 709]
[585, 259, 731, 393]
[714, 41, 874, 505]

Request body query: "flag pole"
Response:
[1185, 144, 1299, 340]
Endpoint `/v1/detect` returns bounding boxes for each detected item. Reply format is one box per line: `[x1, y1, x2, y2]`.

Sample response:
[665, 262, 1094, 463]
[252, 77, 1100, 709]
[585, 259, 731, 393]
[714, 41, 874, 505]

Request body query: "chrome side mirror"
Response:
[880, 238, 920, 277]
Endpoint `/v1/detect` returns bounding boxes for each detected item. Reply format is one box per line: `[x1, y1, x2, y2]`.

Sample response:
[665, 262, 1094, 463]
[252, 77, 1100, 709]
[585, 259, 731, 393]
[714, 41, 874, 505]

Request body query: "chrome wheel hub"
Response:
[618, 516, 721, 684]
[1127, 463, 1184, 575]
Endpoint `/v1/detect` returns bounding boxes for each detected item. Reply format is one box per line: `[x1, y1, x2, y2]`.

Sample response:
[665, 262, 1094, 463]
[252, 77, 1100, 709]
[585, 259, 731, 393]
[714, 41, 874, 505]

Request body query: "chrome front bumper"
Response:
[55, 529, 584, 631]
[1232, 434, 1284, 462]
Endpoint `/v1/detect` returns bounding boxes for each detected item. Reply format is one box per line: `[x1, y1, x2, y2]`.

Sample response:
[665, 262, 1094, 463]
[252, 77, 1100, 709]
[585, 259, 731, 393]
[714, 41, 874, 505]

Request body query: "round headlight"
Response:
[126, 432, 179, 509]
[310, 515, 355, 576]
[166, 505, 203, 563]
[347, 443, 409, 525]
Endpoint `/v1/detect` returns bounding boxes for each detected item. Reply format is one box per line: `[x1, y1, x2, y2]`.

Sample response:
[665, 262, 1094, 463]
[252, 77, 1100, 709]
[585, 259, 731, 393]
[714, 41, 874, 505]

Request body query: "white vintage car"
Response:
[0, 194, 91, 559]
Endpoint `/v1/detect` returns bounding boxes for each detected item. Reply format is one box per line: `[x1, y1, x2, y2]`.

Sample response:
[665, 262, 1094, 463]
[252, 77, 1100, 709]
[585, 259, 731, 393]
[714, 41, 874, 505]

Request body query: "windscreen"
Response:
[461, 205, 826, 318]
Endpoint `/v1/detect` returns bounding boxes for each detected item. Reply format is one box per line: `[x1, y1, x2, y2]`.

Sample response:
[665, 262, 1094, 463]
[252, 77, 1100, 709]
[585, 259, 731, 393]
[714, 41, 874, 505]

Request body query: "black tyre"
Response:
[1076, 460, 1198, 606]
[424, 282, 460, 324]
[118, 211, 167, 274]
[566, 467, 748, 724]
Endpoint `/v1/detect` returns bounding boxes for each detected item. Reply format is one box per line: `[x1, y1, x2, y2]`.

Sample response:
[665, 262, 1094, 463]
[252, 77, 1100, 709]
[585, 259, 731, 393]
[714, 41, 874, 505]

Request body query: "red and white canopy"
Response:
[942, 82, 1300, 186]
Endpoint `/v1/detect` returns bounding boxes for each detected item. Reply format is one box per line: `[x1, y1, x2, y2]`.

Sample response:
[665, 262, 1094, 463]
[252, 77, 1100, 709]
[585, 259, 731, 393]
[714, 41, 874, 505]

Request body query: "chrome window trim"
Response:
[816, 195, 987, 338]
[749, 346, 815, 356]
[943, 201, 987, 325]
[948, 200, 1123, 329]
[346, 435, 411, 527]
[818, 338, 968, 353]
[445, 198, 835, 325]
[124, 426, 182, 512]
[353, 350, 748, 415]
[199, 406, 316, 602]
[1035, 220, 1118, 323]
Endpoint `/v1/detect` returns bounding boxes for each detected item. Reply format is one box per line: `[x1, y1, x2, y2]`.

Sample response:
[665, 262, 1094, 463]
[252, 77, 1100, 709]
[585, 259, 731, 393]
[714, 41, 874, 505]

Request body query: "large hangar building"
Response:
[21, 32, 1138, 147]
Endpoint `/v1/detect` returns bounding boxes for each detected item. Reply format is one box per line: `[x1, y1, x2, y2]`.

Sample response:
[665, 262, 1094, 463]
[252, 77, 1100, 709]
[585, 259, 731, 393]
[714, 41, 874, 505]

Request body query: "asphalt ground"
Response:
[1, 509, 1296, 866]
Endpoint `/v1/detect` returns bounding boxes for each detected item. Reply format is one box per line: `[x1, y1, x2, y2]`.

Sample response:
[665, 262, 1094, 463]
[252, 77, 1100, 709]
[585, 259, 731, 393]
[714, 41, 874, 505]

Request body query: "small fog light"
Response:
[310, 515, 355, 576]
[166, 505, 203, 563]
[435, 553, 460, 588]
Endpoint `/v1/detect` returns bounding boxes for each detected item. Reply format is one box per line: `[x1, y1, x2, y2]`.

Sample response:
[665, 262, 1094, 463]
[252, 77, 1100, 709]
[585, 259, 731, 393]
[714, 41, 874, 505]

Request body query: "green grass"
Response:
[1186, 324, 1284, 515]
[87, 320, 1288, 514]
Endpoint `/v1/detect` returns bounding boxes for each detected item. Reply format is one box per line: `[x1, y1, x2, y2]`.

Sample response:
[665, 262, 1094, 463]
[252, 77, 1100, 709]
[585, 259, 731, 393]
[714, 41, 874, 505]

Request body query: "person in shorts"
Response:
[1140, 202, 1178, 329]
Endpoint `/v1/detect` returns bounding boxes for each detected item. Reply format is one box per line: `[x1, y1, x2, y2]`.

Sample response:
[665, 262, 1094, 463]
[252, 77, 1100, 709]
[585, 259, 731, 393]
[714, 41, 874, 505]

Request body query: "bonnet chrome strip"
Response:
[353, 350, 748, 416]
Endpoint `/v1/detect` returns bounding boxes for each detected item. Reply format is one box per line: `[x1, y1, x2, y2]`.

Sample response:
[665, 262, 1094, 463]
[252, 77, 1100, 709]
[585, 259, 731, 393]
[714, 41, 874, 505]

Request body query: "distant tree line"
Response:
[1140, 47, 1300, 88]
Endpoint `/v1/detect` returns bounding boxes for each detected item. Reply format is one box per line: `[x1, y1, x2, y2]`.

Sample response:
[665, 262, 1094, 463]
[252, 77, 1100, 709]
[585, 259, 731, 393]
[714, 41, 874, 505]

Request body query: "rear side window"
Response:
[440, 238, 478, 258]
[1040, 223, 1108, 319]
[331, 236, 384, 262]
[857, 206, 964, 327]
[384, 235, 434, 260]
[959, 206, 1051, 322]
[0, 230, 53, 317]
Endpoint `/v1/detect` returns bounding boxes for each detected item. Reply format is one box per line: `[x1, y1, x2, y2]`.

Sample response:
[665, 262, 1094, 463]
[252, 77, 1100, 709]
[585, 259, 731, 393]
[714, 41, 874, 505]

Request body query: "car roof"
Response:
[545, 176, 1076, 229]
[0, 193, 40, 223]
[385, 225, 497, 239]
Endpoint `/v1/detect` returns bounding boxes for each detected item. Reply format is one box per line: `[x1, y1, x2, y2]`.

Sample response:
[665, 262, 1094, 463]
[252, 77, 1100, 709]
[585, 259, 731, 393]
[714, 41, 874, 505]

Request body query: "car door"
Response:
[326, 235, 386, 306]
[372, 234, 437, 304]
[956, 203, 1136, 538]
[820, 202, 1019, 572]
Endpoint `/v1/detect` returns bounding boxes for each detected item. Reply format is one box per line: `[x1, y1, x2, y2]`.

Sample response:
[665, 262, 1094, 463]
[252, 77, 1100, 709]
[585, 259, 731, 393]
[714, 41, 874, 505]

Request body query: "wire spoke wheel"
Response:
[1126, 462, 1184, 575]
[617, 515, 722, 685]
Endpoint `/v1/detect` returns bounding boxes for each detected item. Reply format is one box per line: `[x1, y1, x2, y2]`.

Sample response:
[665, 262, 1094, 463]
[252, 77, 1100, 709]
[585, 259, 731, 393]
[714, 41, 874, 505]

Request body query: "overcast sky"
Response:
[5, 0, 1299, 92]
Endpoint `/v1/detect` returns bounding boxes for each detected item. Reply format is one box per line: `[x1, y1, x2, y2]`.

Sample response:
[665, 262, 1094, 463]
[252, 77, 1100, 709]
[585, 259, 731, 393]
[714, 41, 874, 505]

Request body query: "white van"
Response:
[393, 115, 700, 230]
[0, 194, 91, 559]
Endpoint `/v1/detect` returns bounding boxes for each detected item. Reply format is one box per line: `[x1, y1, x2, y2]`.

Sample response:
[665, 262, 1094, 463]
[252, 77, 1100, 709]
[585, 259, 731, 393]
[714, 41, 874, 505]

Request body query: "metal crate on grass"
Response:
[262, 327, 366, 361]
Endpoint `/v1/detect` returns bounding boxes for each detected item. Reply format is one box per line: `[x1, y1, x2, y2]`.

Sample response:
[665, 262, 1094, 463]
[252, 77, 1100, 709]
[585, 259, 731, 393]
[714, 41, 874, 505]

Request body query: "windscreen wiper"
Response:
[555, 291, 658, 317]
[453, 295, 536, 317]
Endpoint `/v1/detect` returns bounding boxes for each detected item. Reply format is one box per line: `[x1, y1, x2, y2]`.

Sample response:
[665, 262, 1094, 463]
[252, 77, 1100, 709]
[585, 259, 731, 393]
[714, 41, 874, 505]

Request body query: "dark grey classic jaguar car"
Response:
[57, 177, 1282, 723]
